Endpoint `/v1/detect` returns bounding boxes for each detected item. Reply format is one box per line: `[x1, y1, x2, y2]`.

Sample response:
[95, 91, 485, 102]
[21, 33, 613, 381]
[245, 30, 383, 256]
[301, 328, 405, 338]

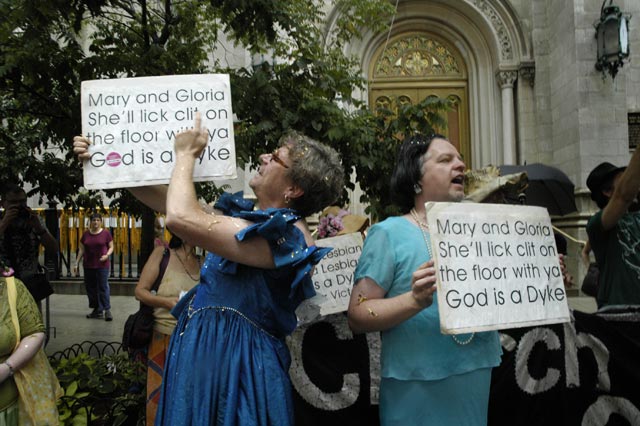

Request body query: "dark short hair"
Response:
[280, 131, 344, 217]
[165, 226, 184, 249]
[168, 234, 184, 249]
[2, 183, 25, 199]
[586, 162, 626, 209]
[390, 133, 447, 213]
[89, 213, 103, 221]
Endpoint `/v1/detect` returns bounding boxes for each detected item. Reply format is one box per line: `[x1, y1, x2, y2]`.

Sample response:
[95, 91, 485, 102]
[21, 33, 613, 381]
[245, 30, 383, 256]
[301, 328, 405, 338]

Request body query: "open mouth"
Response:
[452, 175, 465, 186]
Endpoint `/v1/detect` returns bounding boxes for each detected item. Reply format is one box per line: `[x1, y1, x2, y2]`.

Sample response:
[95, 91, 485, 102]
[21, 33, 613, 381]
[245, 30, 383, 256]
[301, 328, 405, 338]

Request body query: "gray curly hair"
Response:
[279, 131, 344, 217]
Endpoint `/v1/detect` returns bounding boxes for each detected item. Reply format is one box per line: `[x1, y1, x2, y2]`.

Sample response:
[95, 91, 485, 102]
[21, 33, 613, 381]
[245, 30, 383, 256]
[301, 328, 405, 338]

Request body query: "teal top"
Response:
[587, 209, 640, 308]
[354, 216, 502, 381]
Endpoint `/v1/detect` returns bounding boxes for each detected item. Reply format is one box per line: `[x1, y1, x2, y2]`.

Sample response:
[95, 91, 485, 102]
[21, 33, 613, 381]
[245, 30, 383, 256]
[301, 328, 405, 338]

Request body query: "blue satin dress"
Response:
[155, 193, 329, 426]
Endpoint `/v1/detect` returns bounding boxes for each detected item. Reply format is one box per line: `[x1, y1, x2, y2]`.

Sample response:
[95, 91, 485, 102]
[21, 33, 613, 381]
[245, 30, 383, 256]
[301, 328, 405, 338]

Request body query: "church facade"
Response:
[332, 0, 638, 181]
[319, 0, 639, 281]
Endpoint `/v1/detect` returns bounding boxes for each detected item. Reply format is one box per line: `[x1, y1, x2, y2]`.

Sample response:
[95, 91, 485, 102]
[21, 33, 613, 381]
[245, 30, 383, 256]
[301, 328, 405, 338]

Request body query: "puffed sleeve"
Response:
[235, 209, 331, 300]
[214, 191, 254, 215]
[213, 191, 331, 300]
[15, 279, 45, 338]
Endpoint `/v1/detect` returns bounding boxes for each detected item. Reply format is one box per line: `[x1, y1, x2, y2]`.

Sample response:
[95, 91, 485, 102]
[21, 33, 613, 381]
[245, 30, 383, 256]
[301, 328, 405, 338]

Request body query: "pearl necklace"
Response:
[409, 208, 432, 259]
[409, 207, 474, 346]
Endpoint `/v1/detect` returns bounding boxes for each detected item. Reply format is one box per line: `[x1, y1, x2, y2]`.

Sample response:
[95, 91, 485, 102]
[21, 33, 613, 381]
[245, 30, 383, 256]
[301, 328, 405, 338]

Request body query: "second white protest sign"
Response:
[296, 233, 363, 322]
[425, 202, 570, 334]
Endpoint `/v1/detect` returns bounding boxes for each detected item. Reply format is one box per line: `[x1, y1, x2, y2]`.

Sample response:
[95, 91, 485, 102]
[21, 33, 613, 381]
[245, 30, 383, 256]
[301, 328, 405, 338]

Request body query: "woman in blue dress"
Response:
[347, 134, 502, 426]
[74, 114, 344, 425]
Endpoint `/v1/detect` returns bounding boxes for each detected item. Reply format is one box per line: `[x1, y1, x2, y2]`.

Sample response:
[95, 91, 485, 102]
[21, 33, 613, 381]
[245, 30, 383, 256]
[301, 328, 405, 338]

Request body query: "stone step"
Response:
[51, 279, 136, 296]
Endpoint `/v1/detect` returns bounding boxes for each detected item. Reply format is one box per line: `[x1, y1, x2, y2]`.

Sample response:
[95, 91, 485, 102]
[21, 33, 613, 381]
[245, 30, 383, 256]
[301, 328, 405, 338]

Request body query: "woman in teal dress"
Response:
[348, 134, 502, 426]
[73, 114, 344, 425]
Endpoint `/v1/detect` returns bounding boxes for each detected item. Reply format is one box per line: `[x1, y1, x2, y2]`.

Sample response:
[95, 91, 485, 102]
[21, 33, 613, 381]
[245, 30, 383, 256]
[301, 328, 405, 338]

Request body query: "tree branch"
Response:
[156, 0, 174, 46]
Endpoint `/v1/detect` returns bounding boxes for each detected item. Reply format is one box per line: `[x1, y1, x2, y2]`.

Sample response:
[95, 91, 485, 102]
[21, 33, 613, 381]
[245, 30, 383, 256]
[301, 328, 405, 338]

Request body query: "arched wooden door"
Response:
[369, 33, 471, 163]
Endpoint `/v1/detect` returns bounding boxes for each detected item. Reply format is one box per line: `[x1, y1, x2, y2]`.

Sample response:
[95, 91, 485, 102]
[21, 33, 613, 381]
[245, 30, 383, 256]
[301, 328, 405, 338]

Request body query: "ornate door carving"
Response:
[369, 33, 471, 163]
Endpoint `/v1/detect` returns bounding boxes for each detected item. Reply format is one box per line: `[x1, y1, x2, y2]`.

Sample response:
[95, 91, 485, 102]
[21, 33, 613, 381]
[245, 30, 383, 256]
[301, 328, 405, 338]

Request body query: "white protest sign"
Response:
[297, 233, 363, 320]
[425, 202, 570, 334]
[81, 74, 237, 189]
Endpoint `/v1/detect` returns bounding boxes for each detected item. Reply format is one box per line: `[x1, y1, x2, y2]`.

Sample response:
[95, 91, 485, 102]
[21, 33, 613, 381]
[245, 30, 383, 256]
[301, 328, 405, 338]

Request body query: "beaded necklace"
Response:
[175, 247, 200, 282]
[409, 207, 475, 346]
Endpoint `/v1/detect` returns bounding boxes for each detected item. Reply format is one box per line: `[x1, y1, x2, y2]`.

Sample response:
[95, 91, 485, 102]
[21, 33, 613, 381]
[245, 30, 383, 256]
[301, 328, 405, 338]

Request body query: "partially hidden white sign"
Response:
[425, 202, 570, 334]
[81, 74, 237, 189]
[300, 233, 363, 318]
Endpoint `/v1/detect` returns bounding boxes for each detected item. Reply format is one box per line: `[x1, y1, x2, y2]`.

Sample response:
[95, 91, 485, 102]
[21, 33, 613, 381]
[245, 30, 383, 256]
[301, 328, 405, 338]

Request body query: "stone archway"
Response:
[332, 0, 532, 169]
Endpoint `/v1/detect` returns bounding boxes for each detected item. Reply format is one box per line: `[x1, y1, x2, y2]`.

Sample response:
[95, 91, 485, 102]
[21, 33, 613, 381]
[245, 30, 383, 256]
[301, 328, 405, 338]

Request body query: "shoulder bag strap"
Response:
[151, 248, 170, 293]
[6, 277, 21, 351]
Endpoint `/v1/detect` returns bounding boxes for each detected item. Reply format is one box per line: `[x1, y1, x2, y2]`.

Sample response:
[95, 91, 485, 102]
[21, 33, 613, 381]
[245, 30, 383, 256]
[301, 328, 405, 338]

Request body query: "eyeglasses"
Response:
[270, 149, 290, 169]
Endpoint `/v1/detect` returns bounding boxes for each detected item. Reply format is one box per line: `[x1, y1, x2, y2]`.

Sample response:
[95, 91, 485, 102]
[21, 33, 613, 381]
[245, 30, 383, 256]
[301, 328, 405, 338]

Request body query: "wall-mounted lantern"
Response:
[594, 0, 631, 79]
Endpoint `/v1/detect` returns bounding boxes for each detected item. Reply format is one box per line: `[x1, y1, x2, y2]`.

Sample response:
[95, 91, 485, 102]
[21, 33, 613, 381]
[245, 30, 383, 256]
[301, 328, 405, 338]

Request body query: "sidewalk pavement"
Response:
[41, 283, 598, 357]
[44, 293, 139, 356]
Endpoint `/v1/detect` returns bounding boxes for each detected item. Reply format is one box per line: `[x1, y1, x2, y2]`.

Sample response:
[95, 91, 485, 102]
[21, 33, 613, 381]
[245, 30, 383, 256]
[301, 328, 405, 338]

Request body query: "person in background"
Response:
[72, 113, 344, 425]
[579, 239, 600, 299]
[581, 239, 592, 269]
[75, 213, 114, 321]
[154, 216, 168, 248]
[0, 184, 58, 302]
[586, 146, 640, 308]
[134, 232, 200, 426]
[553, 232, 575, 289]
[347, 134, 502, 425]
[0, 262, 53, 425]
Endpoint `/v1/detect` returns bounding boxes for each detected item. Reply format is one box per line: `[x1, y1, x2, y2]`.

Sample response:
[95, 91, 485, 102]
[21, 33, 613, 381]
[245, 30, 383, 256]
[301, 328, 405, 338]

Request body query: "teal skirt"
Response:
[379, 367, 492, 426]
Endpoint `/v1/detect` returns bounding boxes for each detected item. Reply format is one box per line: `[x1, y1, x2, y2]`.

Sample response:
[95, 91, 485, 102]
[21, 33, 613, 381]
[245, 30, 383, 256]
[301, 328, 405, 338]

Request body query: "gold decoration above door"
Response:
[369, 33, 471, 164]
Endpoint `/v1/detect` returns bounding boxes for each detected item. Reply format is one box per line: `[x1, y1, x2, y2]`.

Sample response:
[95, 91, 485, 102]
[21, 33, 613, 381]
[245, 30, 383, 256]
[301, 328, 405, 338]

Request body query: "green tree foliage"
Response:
[0, 1, 86, 204]
[0, 0, 221, 209]
[0, 0, 223, 264]
[365, 96, 451, 219]
[1, 0, 447, 225]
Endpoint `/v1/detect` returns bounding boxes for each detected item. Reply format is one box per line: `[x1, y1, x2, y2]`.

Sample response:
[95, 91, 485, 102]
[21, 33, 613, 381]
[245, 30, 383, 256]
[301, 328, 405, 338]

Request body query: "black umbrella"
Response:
[498, 163, 577, 216]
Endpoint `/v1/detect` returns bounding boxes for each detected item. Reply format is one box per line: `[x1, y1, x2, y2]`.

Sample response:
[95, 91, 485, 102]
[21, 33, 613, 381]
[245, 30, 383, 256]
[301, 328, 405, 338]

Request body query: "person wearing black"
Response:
[0, 184, 58, 302]
[586, 147, 640, 308]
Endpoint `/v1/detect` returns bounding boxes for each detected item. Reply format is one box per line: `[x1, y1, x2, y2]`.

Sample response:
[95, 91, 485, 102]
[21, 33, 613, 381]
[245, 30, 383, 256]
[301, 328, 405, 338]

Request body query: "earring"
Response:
[413, 184, 422, 194]
[284, 194, 290, 204]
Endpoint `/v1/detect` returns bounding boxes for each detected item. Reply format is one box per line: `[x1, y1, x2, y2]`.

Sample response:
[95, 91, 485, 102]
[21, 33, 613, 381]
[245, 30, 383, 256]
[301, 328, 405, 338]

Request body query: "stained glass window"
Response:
[374, 35, 462, 78]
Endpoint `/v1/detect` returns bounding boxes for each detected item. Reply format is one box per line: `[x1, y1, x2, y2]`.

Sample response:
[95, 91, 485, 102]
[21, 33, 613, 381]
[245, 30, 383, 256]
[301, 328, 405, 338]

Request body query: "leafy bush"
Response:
[51, 350, 145, 426]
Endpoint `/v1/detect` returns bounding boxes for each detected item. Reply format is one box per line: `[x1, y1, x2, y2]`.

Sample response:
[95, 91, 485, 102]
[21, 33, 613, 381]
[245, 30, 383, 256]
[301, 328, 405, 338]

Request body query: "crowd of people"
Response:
[0, 107, 637, 425]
